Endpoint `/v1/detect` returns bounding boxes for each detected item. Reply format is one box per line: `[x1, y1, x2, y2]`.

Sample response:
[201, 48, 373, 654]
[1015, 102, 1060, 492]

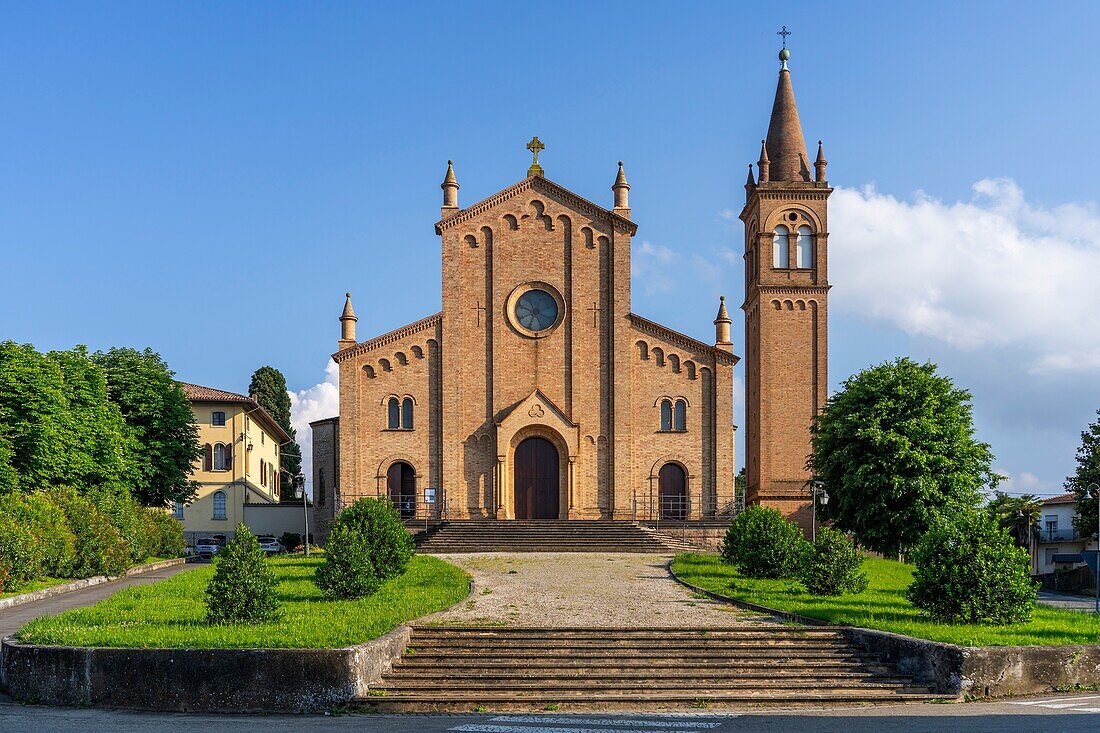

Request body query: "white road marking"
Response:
[451, 725, 711, 733]
[1012, 695, 1100, 706]
[491, 718, 728, 728]
[1069, 708, 1100, 712]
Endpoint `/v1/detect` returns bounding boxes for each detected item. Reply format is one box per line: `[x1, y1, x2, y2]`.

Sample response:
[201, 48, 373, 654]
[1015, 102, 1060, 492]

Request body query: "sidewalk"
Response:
[1037, 590, 1099, 613]
[0, 562, 196, 640]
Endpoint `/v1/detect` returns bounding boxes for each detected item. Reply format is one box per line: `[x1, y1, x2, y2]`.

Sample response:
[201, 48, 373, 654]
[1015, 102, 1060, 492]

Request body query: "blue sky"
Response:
[2, 1, 1099, 497]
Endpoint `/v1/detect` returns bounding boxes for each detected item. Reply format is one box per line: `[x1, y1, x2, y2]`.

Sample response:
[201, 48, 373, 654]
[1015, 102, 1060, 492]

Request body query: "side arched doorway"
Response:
[387, 461, 416, 519]
[514, 437, 560, 519]
[658, 463, 687, 520]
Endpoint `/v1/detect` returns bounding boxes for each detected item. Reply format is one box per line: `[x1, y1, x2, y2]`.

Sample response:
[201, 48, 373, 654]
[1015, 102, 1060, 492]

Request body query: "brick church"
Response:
[313, 48, 829, 532]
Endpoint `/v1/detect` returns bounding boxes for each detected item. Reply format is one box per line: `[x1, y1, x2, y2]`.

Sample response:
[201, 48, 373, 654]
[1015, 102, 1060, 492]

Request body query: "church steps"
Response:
[415, 520, 683, 553]
[364, 627, 937, 711]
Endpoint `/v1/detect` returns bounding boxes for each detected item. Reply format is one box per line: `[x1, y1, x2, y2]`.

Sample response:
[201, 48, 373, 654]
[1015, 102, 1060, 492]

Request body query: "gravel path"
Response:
[420, 552, 775, 628]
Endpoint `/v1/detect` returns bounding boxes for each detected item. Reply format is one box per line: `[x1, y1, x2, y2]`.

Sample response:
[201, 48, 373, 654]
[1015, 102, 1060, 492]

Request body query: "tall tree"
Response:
[92, 347, 201, 507]
[1068, 409, 1100, 540]
[810, 357, 997, 558]
[248, 366, 303, 499]
[0, 341, 70, 491]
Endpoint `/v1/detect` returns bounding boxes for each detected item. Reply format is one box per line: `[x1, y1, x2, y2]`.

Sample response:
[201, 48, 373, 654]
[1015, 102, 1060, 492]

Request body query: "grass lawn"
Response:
[18, 555, 470, 649]
[672, 552, 1100, 647]
[1, 577, 71, 600]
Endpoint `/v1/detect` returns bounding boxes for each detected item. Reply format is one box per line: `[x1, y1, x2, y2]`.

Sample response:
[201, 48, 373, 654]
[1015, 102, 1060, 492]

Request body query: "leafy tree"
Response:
[986, 490, 1042, 551]
[334, 498, 414, 580]
[0, 342, 70, 491]
[799, 527, 868, 596]
[92, 348, 201, 507]
[248, 366, 303, 500]
[205, 523, 280, 624]
[907, 511, 1037, 624]
[0, 433, 16, 495]
[810, 357, 996, 558]
[1068, 409, 1100, 541]
[721, 505, 808, 579]
[315, 523, 380, 599]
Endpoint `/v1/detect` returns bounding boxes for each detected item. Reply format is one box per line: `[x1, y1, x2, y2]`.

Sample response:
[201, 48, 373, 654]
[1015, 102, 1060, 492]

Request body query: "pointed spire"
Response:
[814, 140, 828, 183]
[714, 296, 733, 349]
[757, 140, 770, 184]
[339, 292, 357, 347]
[440, 160, 459, 215]
[764, 47, 810, 182]
[612, 160, 630, 211]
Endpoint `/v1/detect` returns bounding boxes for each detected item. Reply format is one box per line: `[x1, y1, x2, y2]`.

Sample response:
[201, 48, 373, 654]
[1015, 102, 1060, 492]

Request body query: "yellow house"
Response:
[177, 382, 291, 545]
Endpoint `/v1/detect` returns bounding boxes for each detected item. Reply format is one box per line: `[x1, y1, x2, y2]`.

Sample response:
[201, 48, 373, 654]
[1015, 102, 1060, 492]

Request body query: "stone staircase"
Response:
[415, 520, 675, 553]
[357, 626, 940, 711]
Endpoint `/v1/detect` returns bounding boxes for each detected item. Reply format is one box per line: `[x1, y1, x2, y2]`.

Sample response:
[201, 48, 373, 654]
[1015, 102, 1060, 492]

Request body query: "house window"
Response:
[388, 397, 400, 429]
[213, 443, 229, 471]
[673, 400, 687, 431]
[261, 432, 265, 445]
[660, 399, 673, 432]
[173, 502, 184, 520]
[773, 225, 790, 268]
[213, 491, 227, 520]
[261, 460, 267, 487]
[402, 397, 414, 430]
[212, 411, 226, 426]
[1045, 514, 1059, 540]
[796, 225, 814, 268]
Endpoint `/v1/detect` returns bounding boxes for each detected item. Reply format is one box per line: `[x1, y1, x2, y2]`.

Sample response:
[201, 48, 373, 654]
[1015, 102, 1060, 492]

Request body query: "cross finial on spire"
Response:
[777, 26, 791, 47]
[526, 136, 546, 177]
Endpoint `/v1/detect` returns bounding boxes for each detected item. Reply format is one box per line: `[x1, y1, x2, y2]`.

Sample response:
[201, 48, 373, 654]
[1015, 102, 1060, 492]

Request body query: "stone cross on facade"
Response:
[587, 300, 601, 328]
[471, 299, 486, 327]
[526, 136, 545, 177]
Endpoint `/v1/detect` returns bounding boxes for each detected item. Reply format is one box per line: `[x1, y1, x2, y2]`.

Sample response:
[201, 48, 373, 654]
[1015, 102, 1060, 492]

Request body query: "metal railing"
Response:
[335, 490, 447, 533]
[631, 491, 743, 531]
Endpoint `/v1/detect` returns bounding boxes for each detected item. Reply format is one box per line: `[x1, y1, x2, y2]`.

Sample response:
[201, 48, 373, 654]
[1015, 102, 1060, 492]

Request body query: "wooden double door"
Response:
[513, 437, 560, 520]
[387, 461, 416, 519]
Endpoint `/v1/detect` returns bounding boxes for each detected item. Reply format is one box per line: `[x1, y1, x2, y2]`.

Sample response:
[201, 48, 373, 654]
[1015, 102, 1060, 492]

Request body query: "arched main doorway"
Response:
[658, 463, 687, 520]
[514, 437, 560, 519]
[387, 461, 416, 519]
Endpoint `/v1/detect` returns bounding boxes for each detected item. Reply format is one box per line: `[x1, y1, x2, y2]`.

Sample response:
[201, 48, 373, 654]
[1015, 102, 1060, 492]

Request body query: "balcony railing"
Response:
[1038, 529, 1085, 543]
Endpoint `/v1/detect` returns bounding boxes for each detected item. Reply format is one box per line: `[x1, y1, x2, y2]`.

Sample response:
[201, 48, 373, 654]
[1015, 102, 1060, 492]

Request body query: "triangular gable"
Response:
[435, 175, 637, 236]
[496, 388, 576, 430]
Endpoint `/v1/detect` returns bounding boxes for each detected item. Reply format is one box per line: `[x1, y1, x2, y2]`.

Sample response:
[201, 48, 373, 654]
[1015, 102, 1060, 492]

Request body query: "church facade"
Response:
[322, 49, 827, 529]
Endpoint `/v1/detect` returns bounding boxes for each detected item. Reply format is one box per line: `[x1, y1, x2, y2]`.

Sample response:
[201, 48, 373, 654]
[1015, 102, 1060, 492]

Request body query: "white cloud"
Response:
[830, 179, 1100, 373]
[288, 359, 340, 496]
[634, 240, 681, 295]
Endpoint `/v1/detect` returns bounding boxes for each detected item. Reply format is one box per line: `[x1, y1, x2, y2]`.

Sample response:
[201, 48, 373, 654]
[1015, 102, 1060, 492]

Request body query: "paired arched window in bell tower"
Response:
[772, 220, 815, 270]
[659, 398, 687, 432]
[386, 396, 415, 430]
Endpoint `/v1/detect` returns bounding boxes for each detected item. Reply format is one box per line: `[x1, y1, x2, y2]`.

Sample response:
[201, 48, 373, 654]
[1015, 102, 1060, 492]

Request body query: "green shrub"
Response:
[95, 490, 157, 563]
[0, 512, 44, 590]
[0, 491, 76, 577]
[721, 505, 809, 579]
[907, 512, 1037, 624]
[334, 498, 413, 580]
[0, 559, 10, 593]
[48, 488, 129, 578]
[315, 523, 380, 599]
[146, 510, 186, 558]
[799, 527, 868, 596]
[205, 523, 280, 624]
[280, 532, 302, 552]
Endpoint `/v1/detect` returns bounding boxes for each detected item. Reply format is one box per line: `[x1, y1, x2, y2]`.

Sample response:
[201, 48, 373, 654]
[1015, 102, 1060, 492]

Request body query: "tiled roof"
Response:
[176, 381, 292, 443]
[178, 381, 252, 403]
[1044, 493, 1077, 506]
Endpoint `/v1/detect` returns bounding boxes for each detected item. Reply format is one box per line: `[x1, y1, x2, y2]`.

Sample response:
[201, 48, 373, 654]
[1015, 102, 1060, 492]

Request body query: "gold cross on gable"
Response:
[526, 136, 546, 177]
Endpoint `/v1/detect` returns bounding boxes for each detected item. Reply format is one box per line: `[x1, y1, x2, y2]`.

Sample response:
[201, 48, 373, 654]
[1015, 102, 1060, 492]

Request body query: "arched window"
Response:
[660, 399, 673, 432]
[213, 443, 228, 471]
[402, 397, 414, 430]
[212, 490, 227, 520]
[173, 502, 184, 520]
[674, 400, 687, 431]
[387, 397, 400, 429]
[773, 225, 790, 268]
[796, 225, 814, 268]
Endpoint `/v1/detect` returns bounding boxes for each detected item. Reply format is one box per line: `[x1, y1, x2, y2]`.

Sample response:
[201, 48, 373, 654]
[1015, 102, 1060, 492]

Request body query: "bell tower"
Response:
[741, 43, 831, 528]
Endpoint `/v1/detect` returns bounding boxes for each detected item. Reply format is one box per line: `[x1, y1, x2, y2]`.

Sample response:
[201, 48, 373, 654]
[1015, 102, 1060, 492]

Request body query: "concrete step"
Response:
[394, 658, 894, 672]
[385, 669, 911, 683]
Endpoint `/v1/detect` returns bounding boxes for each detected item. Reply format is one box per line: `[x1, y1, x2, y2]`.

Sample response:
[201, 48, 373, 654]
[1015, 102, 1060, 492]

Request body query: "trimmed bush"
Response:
[0, 491, 76, 577]
[722, 505, 809, 579]
[48, 488, 129, 578]
[907, 512, 1037, 624]
[0, 512, 43, 590]
[799, 527, 868, 596]
[146, 510, 186, 558]
[315, 523, 380, 599]
[95, 490, 157, 563]
[334, 498, 413, 580]
[205, 523, 280, 624]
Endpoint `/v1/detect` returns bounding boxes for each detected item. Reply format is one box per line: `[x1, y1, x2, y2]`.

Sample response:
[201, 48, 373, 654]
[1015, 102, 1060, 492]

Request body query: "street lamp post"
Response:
[294, 476, 310, 557]
[1090, 483, 1100, 614]
[810, 481, 829, 543]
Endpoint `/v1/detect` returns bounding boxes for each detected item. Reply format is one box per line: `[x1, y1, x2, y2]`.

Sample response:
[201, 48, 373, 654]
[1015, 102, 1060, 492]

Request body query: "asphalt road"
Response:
[1, 697, 1098, 733]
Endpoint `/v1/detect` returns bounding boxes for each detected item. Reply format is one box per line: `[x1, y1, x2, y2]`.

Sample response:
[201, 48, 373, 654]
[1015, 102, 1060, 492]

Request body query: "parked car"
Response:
[195, 538, 221, 559]
[257, 536, 284, 555]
